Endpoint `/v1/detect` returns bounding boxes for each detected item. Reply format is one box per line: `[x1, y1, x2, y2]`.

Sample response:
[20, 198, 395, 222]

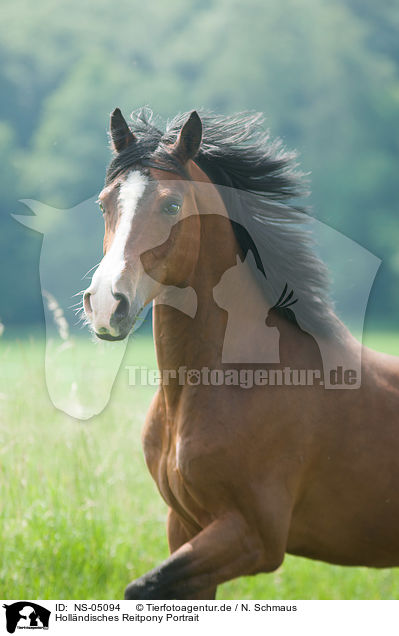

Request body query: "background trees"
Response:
[1, 0, 398, 327]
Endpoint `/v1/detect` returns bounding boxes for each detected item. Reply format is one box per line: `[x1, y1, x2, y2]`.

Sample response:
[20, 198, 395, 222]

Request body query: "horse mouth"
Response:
[95, 331, 129, 342]
[95, 306, 144, 342]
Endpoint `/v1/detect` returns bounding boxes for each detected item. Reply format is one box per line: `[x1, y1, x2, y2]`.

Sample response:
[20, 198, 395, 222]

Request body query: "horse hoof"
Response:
[124, 580, 147, 600]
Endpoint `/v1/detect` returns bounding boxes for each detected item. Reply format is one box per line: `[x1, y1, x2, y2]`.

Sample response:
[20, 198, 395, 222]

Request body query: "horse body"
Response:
[141, 203, 399, 599]
[83, 108, 399, 599]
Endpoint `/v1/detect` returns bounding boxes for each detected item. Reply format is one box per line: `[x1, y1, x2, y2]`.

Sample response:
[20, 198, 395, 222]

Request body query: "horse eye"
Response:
[162, 201, 181, 216]
[99, 202, 105, 214]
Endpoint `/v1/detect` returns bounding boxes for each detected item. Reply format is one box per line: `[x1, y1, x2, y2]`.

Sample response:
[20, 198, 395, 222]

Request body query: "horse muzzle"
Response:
[83, 281, 140, 341]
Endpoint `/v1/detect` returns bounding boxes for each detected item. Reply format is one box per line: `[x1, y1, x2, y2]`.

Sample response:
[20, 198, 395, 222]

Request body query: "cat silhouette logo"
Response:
[2, 602, 50, 633]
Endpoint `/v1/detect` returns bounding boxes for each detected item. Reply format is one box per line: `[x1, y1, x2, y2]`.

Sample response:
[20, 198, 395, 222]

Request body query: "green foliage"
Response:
[1, 0, 399, 325]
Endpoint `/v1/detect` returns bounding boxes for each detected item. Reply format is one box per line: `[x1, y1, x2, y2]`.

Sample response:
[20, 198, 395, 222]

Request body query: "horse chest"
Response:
[143, 402, 204, 524]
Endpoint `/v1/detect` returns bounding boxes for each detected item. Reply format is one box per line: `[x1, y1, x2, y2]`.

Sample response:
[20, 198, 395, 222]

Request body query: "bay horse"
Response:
[83, 107, 399, 599]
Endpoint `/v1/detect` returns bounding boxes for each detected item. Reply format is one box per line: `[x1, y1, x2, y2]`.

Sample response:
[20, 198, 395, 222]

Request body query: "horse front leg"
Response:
[124, 511, 265, 600]
[166, 508, 217, 600]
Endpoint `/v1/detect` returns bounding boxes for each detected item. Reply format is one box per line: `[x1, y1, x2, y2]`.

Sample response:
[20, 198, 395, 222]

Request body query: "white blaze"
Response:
[86, 170, 148, 333]
[93, 170, 148, 288]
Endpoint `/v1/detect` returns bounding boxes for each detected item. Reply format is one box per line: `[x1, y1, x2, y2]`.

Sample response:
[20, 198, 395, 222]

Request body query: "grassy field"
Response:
[1, 329, 399, 600]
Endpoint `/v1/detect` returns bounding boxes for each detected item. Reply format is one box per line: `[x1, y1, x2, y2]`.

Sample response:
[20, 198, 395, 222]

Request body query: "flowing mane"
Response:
[106, 108, 342, 340]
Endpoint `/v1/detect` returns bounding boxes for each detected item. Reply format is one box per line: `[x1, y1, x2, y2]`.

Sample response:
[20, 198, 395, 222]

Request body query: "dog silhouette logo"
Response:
[2, 602, 50, 633]
[213, 251, 281, 363]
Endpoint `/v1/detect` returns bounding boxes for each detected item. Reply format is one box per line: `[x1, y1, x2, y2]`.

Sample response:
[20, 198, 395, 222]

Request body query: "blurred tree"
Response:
[0, 123, 43, 325]
[0, 0, 398, 327]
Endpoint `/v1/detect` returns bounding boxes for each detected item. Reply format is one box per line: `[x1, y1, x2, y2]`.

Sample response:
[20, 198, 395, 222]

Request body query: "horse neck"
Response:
[153, 165, 242, 376]
[152, 163, 337, 402]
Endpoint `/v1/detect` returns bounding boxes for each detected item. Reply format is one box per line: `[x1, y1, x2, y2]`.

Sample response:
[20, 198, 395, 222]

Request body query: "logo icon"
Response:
[2, 602, 50, 633]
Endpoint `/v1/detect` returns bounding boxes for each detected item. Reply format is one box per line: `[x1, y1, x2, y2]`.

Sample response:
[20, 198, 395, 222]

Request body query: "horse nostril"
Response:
[112, 292, 130, 322]
[83, 291, 92, 315]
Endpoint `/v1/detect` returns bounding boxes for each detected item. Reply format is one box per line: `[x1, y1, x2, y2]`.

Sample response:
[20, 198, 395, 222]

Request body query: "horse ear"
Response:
[174, 111, 202, 163]
[110, 108, 136, 153]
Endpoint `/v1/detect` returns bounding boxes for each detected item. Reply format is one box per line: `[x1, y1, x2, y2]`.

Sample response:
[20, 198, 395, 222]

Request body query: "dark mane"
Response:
[106, 108, 342, 340]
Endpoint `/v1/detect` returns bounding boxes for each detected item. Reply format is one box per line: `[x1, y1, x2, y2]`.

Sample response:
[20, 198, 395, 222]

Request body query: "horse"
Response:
[83, 107, 399, 599]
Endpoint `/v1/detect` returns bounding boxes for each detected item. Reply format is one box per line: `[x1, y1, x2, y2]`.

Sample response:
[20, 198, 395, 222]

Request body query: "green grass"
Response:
[1, 330, 399, 599]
